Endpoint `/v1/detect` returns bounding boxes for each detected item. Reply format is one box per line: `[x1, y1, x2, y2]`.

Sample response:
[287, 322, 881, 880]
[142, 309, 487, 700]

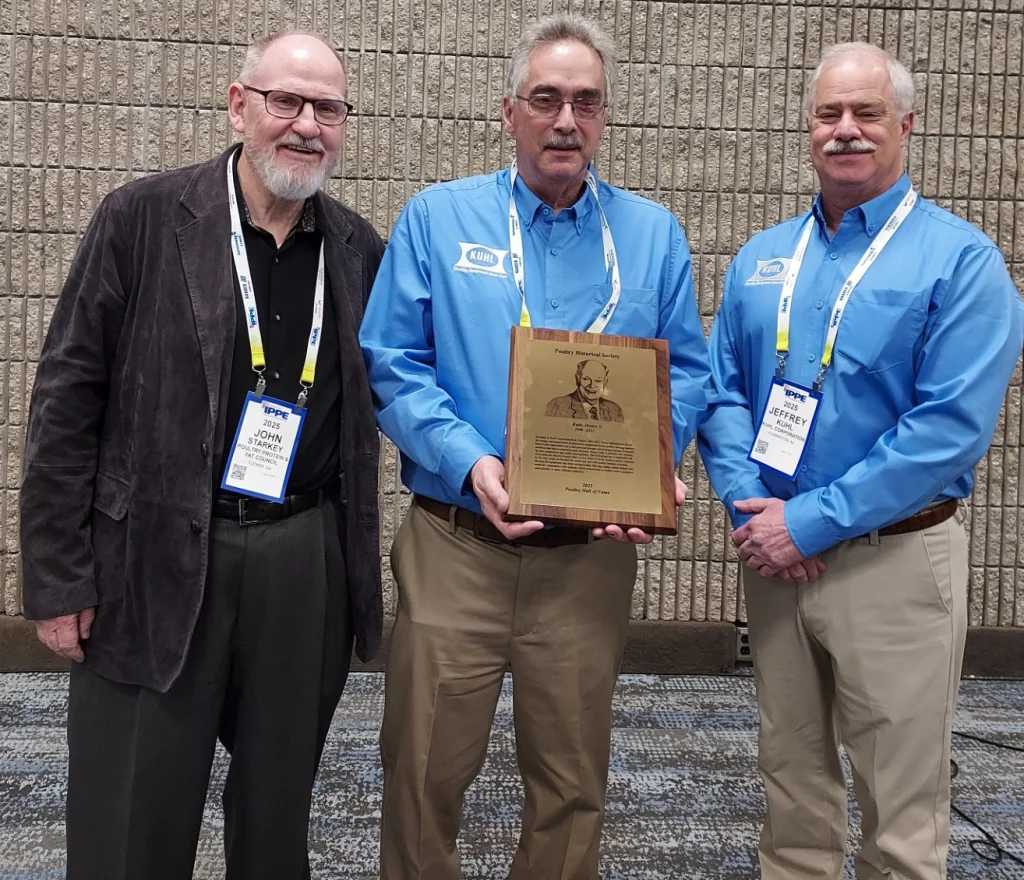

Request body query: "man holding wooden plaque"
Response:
[360, 12, 709, 879]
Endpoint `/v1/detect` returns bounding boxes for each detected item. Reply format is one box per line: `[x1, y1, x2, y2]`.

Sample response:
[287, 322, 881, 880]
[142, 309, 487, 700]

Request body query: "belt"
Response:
[414, 495, 592, 548]
[875, 498, 959, 538]
[213, 481, 338, 526]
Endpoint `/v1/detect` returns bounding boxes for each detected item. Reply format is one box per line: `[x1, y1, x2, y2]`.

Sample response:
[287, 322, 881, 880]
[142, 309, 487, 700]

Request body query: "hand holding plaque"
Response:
[504, 327, 678, 535]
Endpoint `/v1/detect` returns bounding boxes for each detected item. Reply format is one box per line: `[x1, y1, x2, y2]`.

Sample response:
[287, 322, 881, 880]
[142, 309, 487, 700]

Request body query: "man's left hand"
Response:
[732, 497, 803, 575]
[593, 478, 687, 545]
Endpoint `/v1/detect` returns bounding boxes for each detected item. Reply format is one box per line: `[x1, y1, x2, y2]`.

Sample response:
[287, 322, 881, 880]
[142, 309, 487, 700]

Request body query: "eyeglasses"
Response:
[243, 86, 354, 126]
[515, 93, 607, 120]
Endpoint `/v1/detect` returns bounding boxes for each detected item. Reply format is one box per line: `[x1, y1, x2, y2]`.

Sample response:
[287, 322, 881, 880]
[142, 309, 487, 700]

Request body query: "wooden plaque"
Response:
[504, 326, 677, 535]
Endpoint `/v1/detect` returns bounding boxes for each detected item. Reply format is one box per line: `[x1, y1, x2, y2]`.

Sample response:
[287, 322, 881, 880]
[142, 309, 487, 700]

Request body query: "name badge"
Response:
[748, 378, 821, 480]
[220, 392, 306, 502]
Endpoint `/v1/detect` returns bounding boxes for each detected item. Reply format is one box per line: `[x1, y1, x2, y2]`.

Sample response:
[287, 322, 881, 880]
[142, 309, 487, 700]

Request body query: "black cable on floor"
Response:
[954, 730, 1024, 753]
[950, 731, 1024, 869]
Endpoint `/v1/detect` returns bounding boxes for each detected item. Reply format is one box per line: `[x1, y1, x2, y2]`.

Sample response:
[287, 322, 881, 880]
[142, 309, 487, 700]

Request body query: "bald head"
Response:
[239, 32, 345, 91]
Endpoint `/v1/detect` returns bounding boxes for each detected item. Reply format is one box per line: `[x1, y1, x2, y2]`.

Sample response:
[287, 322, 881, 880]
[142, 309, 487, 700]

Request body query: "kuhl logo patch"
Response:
[745, 258, 792, 286]
[453, 242, 510, 278]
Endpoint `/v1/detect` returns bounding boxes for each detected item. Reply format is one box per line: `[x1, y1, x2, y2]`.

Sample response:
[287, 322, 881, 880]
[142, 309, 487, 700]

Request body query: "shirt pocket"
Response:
[594, 286, 659, 336]
[834, 288, 926, 373]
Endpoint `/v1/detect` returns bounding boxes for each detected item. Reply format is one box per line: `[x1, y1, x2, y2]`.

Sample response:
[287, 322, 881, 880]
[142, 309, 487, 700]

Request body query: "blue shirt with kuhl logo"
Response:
[698, 174, 1024, 558]
[359, 168, 711, 514]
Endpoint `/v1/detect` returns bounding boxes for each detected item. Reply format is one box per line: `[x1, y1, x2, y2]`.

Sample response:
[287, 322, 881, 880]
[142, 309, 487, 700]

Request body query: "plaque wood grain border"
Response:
[504, 326, 677, 535]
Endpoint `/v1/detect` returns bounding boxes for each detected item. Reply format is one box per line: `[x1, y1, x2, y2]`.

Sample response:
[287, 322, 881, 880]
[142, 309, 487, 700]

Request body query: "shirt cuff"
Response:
[724, 477, 774, 528]
[438, 431, 501, 496]
[783, 489, 841, 558]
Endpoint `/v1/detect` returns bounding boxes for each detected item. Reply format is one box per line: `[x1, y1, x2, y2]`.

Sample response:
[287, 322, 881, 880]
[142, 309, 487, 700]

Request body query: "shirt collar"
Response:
[231, 147, 318, 235]
[811, 172, 912, 238]
[509, 168, 596, 235]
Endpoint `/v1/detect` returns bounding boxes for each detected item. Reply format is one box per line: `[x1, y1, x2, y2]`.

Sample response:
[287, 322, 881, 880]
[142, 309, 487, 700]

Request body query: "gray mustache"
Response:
[823, 138, 878, 155]
[279, 135, 325, 154]
[546, 137, 582, 150]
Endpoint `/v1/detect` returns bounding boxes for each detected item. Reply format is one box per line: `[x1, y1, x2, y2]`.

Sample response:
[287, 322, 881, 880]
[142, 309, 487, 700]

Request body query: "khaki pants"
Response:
[744, 512, 968, 880]
[380, 502, 638, 880]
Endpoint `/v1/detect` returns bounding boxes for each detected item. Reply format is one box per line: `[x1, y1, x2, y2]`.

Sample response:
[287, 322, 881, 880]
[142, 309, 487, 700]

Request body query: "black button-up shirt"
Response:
[218, 167, 342, 497]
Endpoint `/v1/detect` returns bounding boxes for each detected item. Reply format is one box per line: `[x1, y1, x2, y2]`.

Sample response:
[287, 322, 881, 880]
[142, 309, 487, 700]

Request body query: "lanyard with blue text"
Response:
[775, 187, 917, 392]
[226, 151, 326, 410]
[507, 161, 621, 332]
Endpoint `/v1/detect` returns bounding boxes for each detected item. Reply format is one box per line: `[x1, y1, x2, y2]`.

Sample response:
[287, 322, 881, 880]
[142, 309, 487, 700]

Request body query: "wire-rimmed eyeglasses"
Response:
[515, 93, 607, 120]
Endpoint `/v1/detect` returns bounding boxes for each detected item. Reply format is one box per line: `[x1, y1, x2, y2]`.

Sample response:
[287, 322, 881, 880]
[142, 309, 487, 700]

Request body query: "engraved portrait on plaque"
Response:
[505, 327, 676, 534]
[544, 359, 625, 422]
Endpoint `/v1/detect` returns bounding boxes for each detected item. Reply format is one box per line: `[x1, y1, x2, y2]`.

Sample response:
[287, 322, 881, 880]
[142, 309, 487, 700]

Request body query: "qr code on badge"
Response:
[754, 439, 769, 455]
[229, 464, 247, 481]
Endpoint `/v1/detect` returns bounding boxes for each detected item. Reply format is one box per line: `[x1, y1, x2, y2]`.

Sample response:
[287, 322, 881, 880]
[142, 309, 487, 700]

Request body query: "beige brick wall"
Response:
[3, 0, 1022, 627]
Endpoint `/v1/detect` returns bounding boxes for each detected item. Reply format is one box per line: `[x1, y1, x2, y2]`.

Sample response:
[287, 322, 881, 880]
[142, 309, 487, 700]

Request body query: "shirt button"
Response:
[543, 207, 551, 215]
[272, 371, 281, 380]
[551, 248, 558, 255]
[816, 301, 824, 309]
[200, 442, 209, 458]
[800, 465, 808, 473]
[830, 252, 838, 260]
[807, 353, 816, 362]
[868, 225, 875, 233]
[551, 300, 559, 308]
[274, 313, 282, 322]
[274, 257, 280, 264]
[190, 520, 202, 536]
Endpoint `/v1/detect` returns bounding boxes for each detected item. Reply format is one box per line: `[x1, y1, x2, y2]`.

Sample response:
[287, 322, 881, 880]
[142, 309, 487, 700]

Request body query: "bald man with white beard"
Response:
[20, 32, 385, 879]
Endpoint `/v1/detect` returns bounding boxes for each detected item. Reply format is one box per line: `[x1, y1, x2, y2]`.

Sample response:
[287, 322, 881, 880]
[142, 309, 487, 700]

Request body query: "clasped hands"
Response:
[470, 455, 685, 544]
[732, 497, 826, 584]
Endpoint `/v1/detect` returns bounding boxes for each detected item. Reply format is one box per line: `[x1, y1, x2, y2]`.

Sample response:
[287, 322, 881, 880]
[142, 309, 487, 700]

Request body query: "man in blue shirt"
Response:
[699, 43, 1023, 880]
[360, 13, 709, 879]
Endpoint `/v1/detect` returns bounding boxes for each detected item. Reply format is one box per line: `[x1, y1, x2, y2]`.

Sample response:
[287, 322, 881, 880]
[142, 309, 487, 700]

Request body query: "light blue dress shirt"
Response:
[698, 173, 1024, 558]
[360, 168, 711, 514]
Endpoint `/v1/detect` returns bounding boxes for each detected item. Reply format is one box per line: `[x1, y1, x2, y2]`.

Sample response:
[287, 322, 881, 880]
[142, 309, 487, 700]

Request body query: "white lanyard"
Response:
[508, 162, 621, 333]
[775, 187, 917, 391]
[226, 151, 325, 409]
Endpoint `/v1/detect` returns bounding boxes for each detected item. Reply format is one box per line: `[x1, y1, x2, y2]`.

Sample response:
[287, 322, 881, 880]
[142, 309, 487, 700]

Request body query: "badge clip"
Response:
[253, 372, 267, 400]
[295, 382, 311, 412]
[775, 353, 787, 380]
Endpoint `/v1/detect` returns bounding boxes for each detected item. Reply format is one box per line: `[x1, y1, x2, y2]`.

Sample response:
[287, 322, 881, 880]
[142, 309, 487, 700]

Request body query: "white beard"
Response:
[243, 134, 336, 200]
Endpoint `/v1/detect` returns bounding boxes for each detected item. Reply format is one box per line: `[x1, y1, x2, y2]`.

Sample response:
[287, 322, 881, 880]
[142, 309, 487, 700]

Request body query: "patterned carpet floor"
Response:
[1, 672, 1022, 879]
